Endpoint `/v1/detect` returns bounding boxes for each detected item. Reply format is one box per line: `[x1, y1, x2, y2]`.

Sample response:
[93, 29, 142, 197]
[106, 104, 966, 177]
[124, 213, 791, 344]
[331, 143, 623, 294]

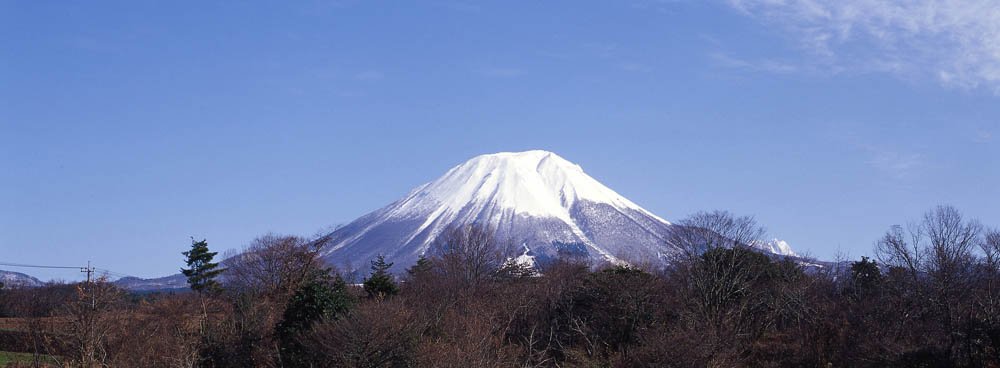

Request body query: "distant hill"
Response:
[0, 268, 189, 293]
[316, 150, 801, 274]
[0, 270, 43, 287]
[113, 273, 188, 292]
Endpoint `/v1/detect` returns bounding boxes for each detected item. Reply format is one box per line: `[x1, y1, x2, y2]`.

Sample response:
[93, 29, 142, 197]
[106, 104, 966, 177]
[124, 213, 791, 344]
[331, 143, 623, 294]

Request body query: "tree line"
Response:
[1, 205, 999, 367]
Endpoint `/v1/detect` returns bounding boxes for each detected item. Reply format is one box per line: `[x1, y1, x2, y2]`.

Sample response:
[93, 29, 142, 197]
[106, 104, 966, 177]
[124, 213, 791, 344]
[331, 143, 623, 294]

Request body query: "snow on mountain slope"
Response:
[317, 151, 676, 272]
[114, 273, 189, 291]
[388, 150, 669, 224]
[317, 150, 794, 273]
[0, 270, 43, 287]
[769, 239, 798, 257]
[752, 239, 799, 257]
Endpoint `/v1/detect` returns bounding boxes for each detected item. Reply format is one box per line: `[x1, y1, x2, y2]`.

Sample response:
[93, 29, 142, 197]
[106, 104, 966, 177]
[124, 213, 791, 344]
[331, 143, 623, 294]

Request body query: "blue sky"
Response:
[2, 1, 998, 280]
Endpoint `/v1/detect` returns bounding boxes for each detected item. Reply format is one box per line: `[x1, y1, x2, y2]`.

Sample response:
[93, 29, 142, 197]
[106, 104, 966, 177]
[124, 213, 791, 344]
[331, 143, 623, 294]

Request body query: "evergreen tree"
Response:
[850, 256, 882, 296]
[363, 255, 399, 298]
[181, 238, 225, 294]
[277, 271, 354, 367]
[406, 255, 434, 279]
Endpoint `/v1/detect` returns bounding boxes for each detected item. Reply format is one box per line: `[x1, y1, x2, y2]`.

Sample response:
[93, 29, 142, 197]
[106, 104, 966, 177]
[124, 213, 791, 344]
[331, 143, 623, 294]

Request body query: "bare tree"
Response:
[431, 224, 512, 289]
[661, 211, 808, 364]
[53, 278, 124, 367]
[224, 234, 325, 299]
[874, 224, 924, 277]
[872, 205, 985, 364]
[106, 294, 203, 368]
[923, 206, 982, 284]
[976, 228, 1000, 364]
[667, 210, 767, 261]
[876, 205, 982, 278]
[983, 228, 1000, 270]
[301, 299, 421, 367]
[204, 233, 331, 367]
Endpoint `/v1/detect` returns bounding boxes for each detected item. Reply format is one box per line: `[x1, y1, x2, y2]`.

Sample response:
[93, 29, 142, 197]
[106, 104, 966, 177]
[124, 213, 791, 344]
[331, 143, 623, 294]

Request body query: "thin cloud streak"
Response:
[868, 151, 923, 180]
[975, 129, 994, 143]
[726, 0, 1000, 93]
[710, 52, 803, 74]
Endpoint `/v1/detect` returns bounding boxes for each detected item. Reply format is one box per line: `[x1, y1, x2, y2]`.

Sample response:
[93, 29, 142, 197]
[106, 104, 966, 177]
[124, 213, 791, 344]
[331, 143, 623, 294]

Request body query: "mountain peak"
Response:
[461, 150, 582, 178]
[318, 151, 793, 273]
[318, 150, 677, 271]
[472, 149, 559, 160]
[753, 238, 798, 257]
[0, 270, 43, 287]
[393, 150, 666, 226]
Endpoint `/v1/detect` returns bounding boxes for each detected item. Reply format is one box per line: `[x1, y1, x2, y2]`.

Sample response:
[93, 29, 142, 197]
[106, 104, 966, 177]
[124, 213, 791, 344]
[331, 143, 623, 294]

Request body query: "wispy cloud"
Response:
[726, 0, 1000, 93]
[868, 151, 923, 179]
[710, 52, 804, 74]
[974, 129, 994, 143]
[834, 127, 928, 180]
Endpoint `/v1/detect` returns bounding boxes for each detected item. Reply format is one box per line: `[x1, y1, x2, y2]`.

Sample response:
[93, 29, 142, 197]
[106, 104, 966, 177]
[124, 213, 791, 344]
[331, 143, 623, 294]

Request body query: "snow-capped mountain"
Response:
[0, 270, 43, 287]
[753, 239, 798, 257]
[318, 150, 679, 272]
[317, 150, 796, 273]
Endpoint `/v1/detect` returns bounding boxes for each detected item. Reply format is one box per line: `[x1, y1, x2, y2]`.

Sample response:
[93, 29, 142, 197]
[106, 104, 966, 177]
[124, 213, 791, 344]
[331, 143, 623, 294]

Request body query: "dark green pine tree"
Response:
[363, 255, 399, 299]
[850, 256, 882, 296]
[277, 272, 354, 367]
[406, 255, 434, 279]
[181, 238, 225, 294]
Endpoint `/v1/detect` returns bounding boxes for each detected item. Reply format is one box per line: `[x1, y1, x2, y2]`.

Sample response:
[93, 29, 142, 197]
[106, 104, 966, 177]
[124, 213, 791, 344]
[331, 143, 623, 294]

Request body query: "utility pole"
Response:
[81, 261, 94, 283]
[80, 261, 97, 309]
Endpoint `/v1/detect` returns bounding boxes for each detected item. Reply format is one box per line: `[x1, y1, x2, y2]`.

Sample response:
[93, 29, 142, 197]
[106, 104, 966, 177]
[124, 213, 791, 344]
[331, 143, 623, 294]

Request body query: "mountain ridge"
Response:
[0, 270, 43, 287]
[317, 150, 780, 273]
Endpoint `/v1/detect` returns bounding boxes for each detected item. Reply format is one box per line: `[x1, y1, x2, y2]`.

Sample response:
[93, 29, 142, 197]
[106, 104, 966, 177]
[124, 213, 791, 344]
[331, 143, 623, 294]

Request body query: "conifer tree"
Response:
[181, 238, 225, 293]
[277, 271, 354, 366]
[406, 255, 434, 279]
[363, 255, 399, 298]
[850, 256, 882, 296]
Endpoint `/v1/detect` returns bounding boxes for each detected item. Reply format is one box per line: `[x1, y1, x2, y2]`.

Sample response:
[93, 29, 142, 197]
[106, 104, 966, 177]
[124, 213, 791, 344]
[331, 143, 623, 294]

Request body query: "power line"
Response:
[0, 261, 81, 270]
[95, 268, 133, 279]
[0, 261, 137, 280]
[83, 261, 93, 283]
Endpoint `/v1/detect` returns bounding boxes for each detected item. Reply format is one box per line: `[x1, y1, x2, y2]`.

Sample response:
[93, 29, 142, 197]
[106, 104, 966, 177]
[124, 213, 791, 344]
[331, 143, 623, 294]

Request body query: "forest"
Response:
[1, 205, 999, 367]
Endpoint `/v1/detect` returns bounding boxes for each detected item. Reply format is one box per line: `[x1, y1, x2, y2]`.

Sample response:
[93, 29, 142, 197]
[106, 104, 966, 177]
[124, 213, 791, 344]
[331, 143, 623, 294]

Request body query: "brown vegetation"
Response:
[1, 206, 999, 367]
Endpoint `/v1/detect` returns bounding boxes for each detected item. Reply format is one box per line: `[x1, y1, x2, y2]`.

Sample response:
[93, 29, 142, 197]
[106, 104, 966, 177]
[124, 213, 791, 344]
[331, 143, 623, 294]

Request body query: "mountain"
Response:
[0, 269, 189, 292]
[317, 150, 706, 273]
[753, 239, 798, 257]
[0, 270, 43, 287]
[114, 273, 188, 292]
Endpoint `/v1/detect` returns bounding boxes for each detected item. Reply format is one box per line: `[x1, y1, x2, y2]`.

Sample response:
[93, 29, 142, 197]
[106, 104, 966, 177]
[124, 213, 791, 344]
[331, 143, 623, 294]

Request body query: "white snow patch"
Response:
[348, 150, 670, 254]
[514, 244, 536, 268]
[320, 150, 674, 266]
[753, 238, 798, 257]
[393, 150, 668, 223]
